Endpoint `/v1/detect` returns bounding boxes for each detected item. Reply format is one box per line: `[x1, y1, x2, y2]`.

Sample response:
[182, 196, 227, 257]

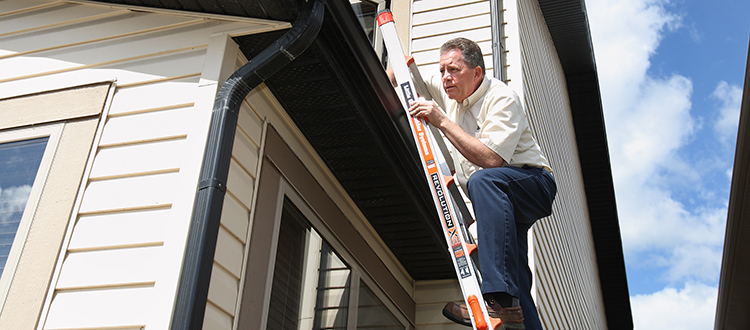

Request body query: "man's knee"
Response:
[467, 168, 510, 197]
[466, 169, 490, 194]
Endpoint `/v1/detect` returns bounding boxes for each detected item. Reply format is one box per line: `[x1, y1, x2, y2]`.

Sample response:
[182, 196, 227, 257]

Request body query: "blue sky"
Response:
[585, 0, 748, 329]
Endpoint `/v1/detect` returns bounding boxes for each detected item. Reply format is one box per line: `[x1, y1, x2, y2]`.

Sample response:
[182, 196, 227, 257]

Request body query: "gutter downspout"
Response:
[170, 1, 324, 329]
[489, 0, 504, 81]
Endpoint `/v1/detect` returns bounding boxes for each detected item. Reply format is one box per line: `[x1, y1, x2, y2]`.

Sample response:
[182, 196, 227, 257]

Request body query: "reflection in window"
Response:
[267, 200, 309, 330]
[313, 243, 350, 329]
[268, 199, 353, 330]
[0, 137, 49, 277]
[350, 0, 381, 43]
[358, 280, 402, 330]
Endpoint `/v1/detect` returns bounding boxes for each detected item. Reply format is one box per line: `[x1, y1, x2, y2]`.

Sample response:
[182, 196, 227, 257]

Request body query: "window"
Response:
[357, 280, 402, 330]
[239, 127, 411, 330]
[266, 198, 404, 330]
[0, 137, 50, 277]
[0, 123, 64, 306]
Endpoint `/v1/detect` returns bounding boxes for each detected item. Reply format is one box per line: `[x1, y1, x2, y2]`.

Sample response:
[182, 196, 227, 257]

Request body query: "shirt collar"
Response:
[459, 76, 490, 108]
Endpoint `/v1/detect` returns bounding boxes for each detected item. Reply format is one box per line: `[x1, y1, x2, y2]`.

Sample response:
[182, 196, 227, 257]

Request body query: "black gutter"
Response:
[170, 1, 324, 329]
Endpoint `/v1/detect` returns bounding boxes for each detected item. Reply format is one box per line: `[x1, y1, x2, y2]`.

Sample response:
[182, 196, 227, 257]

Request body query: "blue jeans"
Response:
[466, 165, 556, 330]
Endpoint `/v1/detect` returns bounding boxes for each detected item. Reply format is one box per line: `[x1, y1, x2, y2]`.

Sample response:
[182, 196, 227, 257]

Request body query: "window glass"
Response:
[313, 243, 350, 329]
[0, 137, 49, 277]
[267, 200, 309, 330]
[357, 280, 402, 330]
[268, 197, 403, 329]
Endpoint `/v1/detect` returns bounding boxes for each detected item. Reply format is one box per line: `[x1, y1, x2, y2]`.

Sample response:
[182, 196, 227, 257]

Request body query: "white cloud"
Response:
[711, 81, 743, 144]
[616, 75, 694, 180]
[631, 282, 717, 330]
[587, 0, 682, 112]
[0, 185, 32, 224]
[587, 0, 708, 255]
[586, 0, 727, 295]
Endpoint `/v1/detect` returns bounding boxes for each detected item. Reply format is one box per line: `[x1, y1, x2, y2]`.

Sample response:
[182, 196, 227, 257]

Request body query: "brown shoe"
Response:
[442, 301, 472, 327]
[442, 299, 525, 329]
[485, 296, 525, 330]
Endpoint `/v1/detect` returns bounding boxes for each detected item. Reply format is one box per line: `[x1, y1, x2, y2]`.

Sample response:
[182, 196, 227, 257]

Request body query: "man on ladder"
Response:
[395, 38, 557, 330]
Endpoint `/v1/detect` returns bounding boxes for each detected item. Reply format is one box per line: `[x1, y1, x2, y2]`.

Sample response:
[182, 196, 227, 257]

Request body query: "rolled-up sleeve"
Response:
[477, 91, 526, 164]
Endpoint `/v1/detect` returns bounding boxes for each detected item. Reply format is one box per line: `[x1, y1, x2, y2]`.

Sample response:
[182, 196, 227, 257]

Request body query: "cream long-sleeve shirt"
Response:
[425, 74, 552, 189]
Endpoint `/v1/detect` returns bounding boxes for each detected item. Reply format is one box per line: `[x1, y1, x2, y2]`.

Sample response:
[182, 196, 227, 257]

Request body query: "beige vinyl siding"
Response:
[0, 1, 288, 329]
[411, 0, 495, 79]
[414, 280, 465, 330]
[518, 0, 608, 329]
[202, 52, 266, 330]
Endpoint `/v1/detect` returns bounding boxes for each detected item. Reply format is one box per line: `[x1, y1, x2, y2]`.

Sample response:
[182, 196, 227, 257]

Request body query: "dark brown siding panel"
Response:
[237, 156, 282, 330]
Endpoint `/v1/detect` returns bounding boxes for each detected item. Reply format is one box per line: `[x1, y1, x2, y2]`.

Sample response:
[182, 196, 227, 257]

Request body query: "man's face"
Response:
[439, 49, 482, 103]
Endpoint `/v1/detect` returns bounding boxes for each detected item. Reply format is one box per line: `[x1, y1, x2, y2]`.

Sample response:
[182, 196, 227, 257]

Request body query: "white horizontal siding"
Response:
[79, 173, 180, 212]
[518, 0, 608, 329]
[0, 1, 287, 329]
[89, 139, 188, 180]
[204, 302, 234, 330]
[68, 209, 171, 251]
[44, 287, 154, 329]
[207, 262, 240, 316]
[411, 0, 495, 81]
[0, 1, 284, 99]
[55, 246, 162, 289]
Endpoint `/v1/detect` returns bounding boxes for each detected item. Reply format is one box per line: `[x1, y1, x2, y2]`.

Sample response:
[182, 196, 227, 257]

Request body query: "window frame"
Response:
[0, 123, 63, 305]
[237, 125, 412, 330]
[263, 173, 409, 330]
[0, 82, 113, 324]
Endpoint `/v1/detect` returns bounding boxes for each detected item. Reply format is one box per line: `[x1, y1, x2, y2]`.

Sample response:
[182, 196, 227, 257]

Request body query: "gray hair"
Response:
[440, 37, 485, 77]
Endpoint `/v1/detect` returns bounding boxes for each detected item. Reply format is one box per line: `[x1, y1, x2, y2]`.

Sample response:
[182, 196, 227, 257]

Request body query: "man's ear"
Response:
[474, 66, 483, 81]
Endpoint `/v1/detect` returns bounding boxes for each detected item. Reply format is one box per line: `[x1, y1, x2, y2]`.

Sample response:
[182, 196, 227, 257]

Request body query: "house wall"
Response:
[405, 0, 609, 329]
[518, 1, 608, 329]
[0, 1, 288, 329]
[0, 83, 112, 330]
[409, 0, 496, 80]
